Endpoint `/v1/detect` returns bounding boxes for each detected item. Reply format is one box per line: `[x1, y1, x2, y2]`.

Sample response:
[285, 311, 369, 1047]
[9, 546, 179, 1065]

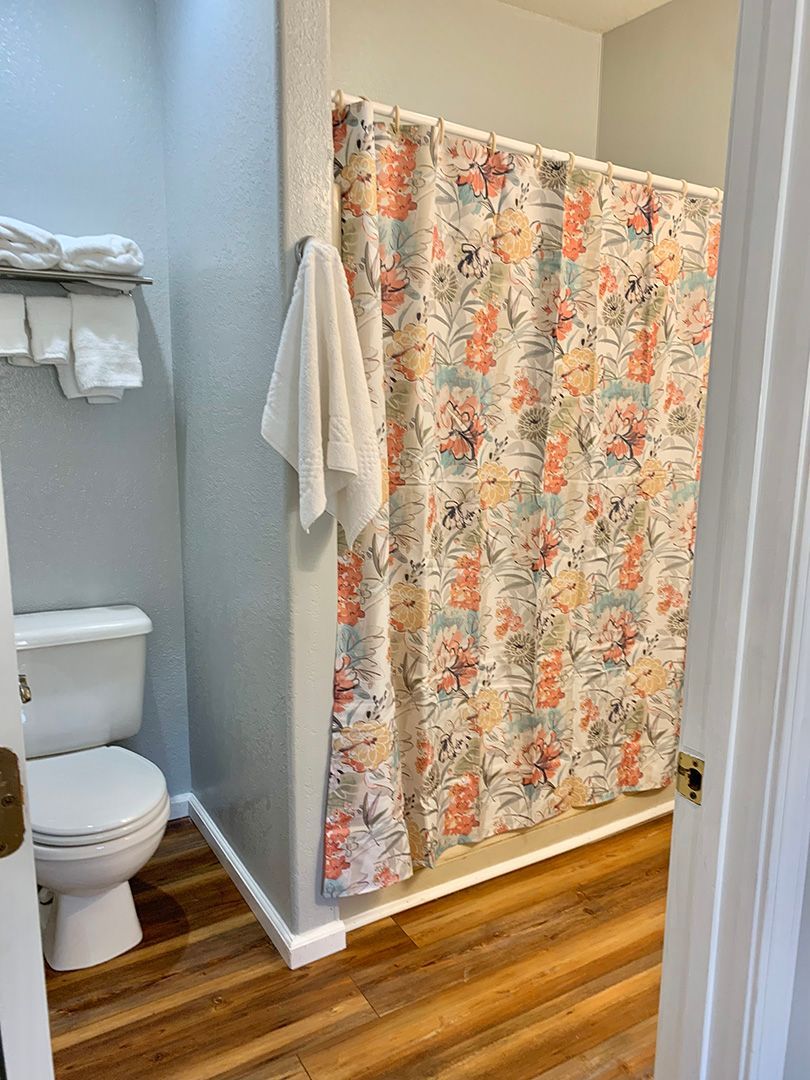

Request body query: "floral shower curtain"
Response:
[325, 99, 721, 897]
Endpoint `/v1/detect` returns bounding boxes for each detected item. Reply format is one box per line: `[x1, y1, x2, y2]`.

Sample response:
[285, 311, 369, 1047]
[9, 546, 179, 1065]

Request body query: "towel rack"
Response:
[0, 267, 153, 288]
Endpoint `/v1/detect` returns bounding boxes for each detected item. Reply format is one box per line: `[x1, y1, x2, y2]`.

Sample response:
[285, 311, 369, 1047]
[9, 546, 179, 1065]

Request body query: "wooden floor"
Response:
[46, 815, 671, 1080]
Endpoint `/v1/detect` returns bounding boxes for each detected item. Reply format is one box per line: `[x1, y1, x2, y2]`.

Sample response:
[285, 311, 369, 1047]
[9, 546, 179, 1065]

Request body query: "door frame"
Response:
[0, 460, 53, 1080]
[655, 0, 810, 1075]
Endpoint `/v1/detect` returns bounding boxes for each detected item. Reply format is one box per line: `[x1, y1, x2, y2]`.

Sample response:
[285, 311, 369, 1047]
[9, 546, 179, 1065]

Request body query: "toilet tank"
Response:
[14, 605, 153, 760]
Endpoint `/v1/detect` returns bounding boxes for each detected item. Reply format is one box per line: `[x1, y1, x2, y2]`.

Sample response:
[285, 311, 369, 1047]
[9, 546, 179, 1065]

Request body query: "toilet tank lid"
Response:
[14, 605, 153, 650]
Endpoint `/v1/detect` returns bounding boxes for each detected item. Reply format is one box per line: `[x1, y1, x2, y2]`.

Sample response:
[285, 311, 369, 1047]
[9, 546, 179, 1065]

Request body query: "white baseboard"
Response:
[340, 795, 674, 931]
[169, 792, 191, 820]
[187, 794, 346, 969]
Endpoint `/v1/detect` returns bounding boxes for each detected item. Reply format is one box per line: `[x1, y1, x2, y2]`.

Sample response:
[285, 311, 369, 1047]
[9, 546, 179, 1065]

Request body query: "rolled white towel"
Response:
[0, 217, 62, 270]
[25, 296, 71, 365]
[0, 294, 34, 365]
[57, 234, 144, 275]
[70, 294, 142, 393]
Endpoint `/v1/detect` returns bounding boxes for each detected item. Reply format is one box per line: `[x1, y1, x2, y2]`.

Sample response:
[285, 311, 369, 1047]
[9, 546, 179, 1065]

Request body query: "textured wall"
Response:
[330, 0, 603, 156]
[597, 0, 740, 188]
[158, 0, 340, 932]
[278, 0, 342, 936]
[0, 0, 190, 795]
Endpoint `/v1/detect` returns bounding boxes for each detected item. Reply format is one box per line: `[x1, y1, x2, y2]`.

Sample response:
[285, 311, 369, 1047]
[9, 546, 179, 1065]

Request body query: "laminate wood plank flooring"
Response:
[47, 815, 671, 1079]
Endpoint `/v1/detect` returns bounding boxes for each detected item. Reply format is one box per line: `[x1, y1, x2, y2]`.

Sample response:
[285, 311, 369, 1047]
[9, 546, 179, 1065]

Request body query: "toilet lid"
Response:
[27, 746, 168, 845]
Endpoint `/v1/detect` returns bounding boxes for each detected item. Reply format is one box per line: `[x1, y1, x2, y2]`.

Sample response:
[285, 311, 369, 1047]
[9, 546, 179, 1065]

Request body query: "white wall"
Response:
[597, 0, 741, 188]
[0, 0, 190, 796]
[157, 0, 339, 938]
[330, 0, 603, 155]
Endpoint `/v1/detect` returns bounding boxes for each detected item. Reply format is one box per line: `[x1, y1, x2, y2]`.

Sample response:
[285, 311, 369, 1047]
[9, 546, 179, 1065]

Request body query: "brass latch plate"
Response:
[676, 751, 704, 805]
[0, 746, 24, 857]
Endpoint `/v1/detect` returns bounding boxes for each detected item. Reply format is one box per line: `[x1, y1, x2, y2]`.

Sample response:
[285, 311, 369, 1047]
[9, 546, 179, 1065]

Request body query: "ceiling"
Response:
[501, 0, 673, 34]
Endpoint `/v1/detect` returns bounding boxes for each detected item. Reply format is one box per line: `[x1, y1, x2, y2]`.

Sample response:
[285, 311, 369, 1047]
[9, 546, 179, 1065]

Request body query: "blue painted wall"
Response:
[0, 0, 190, 795]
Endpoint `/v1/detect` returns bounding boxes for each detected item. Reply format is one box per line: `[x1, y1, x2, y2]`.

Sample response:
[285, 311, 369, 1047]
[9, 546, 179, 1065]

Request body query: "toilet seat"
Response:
[27, 745, 168, 847]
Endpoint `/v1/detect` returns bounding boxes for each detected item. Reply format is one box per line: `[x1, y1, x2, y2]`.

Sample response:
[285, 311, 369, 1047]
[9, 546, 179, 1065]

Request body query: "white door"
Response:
[0, 460, 53, 1080]
[656, 0, 810, 1075]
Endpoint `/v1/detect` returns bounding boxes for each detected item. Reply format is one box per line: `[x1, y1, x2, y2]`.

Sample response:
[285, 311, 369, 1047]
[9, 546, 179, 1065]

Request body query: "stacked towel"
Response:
[0, 217, 62, 270]
[261, 238, 382, 547]
[0, 216, 144, 277]
[25, 297, 71, 364]
[0, 294, 33, 365]
[70, 294, 142, 395]
[57, 234, 144, 275]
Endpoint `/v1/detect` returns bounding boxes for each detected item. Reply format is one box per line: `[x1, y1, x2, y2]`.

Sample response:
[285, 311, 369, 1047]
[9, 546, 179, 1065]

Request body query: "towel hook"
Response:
[295, 235, 315, 265]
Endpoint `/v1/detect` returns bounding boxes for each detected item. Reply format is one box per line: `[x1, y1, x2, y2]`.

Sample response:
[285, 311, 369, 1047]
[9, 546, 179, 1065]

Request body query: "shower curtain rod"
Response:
[335, 92, 723, 202]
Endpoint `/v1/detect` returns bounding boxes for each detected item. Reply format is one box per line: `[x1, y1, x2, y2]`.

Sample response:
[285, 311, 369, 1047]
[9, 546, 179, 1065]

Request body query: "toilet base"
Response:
[43, 882, 143, 971]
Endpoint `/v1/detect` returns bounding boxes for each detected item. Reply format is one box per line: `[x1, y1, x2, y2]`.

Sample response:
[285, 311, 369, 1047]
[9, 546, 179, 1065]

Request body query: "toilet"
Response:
[15, 605, 169, 971]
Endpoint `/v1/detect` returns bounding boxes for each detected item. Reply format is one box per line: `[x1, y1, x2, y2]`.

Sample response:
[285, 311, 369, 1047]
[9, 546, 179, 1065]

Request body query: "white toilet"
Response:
[15, 605, 169, 971]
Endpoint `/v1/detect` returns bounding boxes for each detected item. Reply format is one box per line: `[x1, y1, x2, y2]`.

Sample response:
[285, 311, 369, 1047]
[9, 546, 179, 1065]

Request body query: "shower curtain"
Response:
[325, 99, 721, 897]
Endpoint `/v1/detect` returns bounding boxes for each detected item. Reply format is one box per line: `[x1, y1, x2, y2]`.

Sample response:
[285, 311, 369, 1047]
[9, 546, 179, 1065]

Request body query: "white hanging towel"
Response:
[57, 234, 144, 275]
[56, 350, 124, 404]
[0, 294, 33, 365]
[70, 294, 142, 393]
[261, 238, 381, 547]
[25, 296, 71, 364]
[0, 217, 62, 270]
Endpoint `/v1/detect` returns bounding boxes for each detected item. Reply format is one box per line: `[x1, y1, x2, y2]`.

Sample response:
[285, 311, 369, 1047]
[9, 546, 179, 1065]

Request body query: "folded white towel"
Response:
[0, 217, 62, 270]
[57, 234, 144, 275]
[0, 294, 33, 365]
[70, 294, 142, 393]
[25, 296, 71, 365]
[261, 238, 382, 547]
[56, 349, 124, 404]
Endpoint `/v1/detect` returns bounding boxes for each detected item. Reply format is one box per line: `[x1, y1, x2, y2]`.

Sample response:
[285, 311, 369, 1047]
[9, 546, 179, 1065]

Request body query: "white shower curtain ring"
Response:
[680, 178, 689, 198]
[713, 186, 723, 203]
[488, 131, 497, 154]
[393, 104, 401, 136]
[335, 88, 345, 111]
[432, 116, 446, 156]
[645, 170, 653, 193]
[534, 143, 544, 171]
[605, 161, 614, 184]
[567, 151, 576, 176]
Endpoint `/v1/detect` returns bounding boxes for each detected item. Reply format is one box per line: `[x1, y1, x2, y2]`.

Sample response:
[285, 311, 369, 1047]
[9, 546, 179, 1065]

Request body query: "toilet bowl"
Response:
[15, 605, 168, 971]
[28, 745, 169, 970]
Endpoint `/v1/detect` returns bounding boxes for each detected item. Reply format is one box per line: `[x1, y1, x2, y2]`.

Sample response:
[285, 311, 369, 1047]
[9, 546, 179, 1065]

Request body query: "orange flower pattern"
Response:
[325, 101, 721, 896]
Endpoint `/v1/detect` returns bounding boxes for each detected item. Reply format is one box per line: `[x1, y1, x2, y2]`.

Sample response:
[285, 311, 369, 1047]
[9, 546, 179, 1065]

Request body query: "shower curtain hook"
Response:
[645, 170, 654, 194]
[567, 151, 576, 177]
[437, 116, 445, 144]
[534, 143, 544, 171]
[713, 186, 723, 203]
[335, 88, 345, 111]
[605, 161, 614, 184]
[680, 178, 689, 198]
[488, 131, 497, 154]
[393, 104, 401, 136]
